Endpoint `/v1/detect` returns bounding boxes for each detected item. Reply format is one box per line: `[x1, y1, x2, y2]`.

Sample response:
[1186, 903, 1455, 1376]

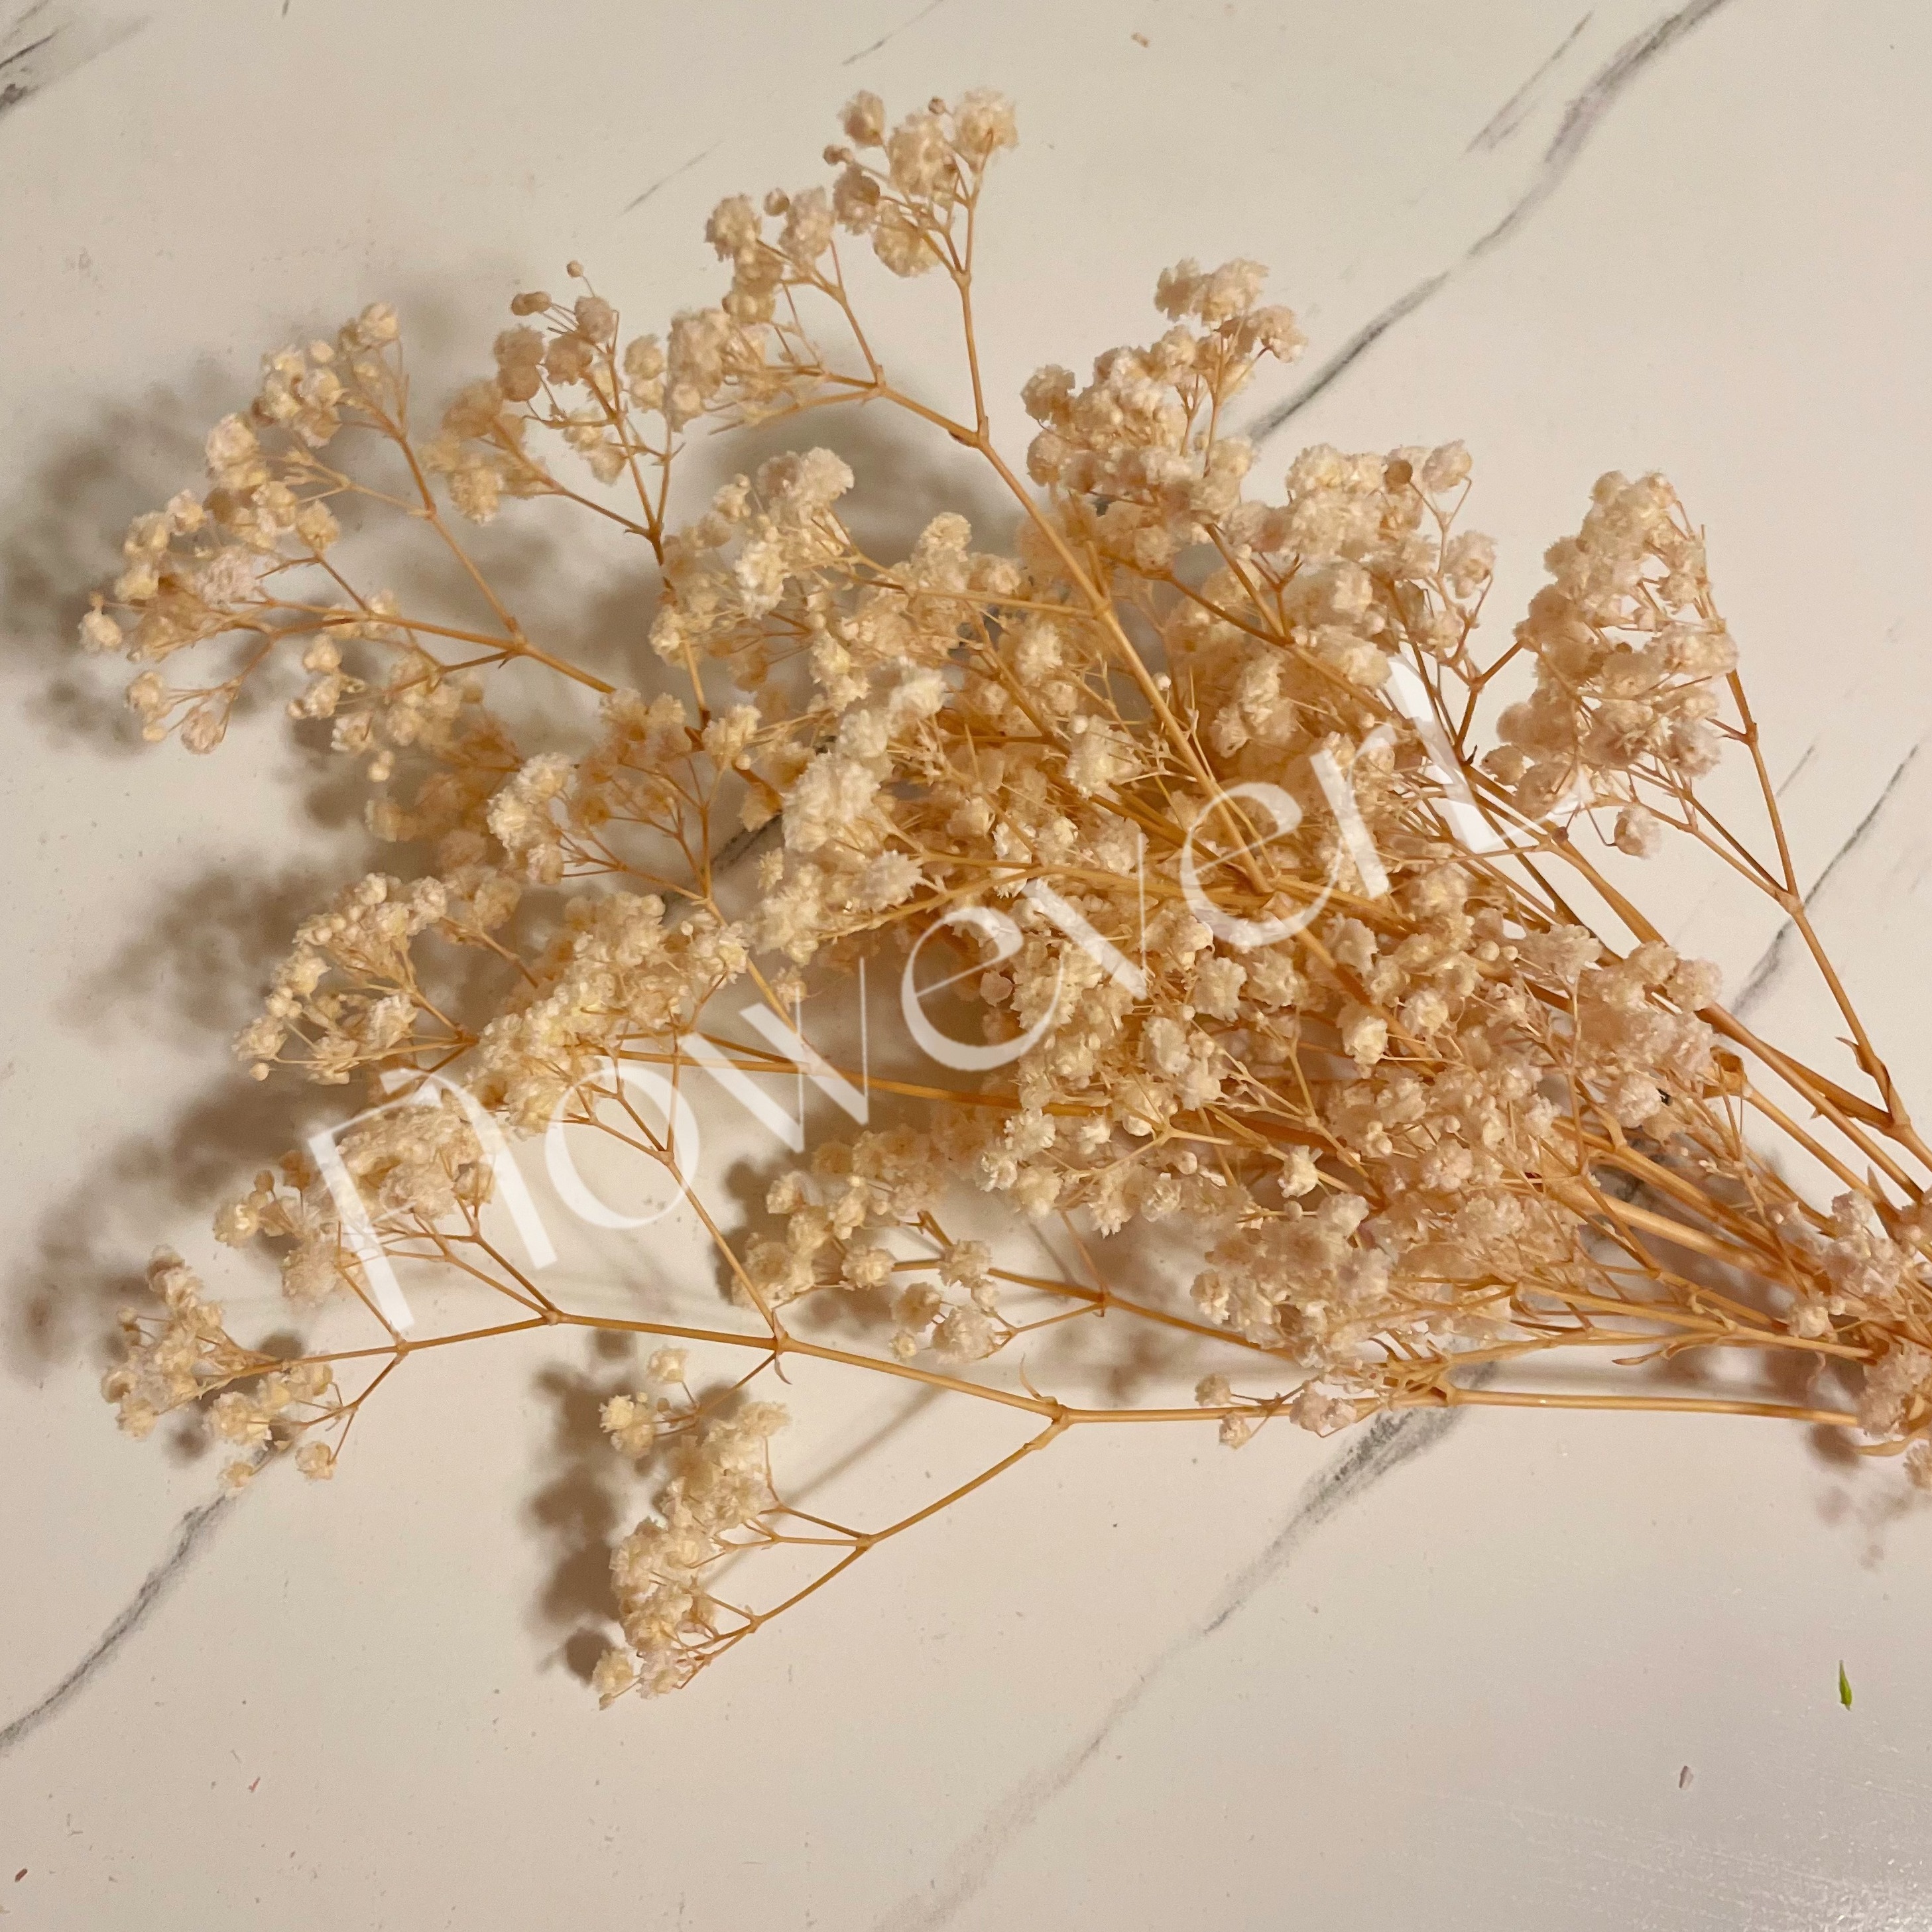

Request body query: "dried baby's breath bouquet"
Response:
[80, 89, 1932, 1703]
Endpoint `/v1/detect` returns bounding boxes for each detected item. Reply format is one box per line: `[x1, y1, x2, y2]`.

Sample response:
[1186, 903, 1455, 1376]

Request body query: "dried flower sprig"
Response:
[80, 88, 1932, 1703]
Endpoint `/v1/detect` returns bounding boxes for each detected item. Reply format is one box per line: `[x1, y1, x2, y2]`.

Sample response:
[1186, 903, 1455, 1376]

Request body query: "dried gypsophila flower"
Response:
[84, 87, 1932, 1710]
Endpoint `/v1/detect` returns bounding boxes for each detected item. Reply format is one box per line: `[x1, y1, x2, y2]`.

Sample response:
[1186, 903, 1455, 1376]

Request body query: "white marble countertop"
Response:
[3, 1, 1931, 1926]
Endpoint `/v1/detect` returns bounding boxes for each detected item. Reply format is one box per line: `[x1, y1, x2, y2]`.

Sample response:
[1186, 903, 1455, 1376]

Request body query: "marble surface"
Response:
[3, 1, 1931, 1925]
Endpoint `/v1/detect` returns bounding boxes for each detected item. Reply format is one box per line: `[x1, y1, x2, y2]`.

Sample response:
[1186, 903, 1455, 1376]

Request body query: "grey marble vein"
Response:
[1467, 12, 1595, 154]
[1473, 0, 1737, 254]
[0, 25, 56, 100]
[0, 1, 143, 123]
[623, 137, 725, 216]
[1777, 739, 1819, 798]
[871, 1406, 1464, 1932]
[1247, 271, 1454, 438]
[0, 1493, 234, 1758]
[1248, 0, 1740, 448]
[841, 0, 951, 68]
[1733, 743, 1921, 1020]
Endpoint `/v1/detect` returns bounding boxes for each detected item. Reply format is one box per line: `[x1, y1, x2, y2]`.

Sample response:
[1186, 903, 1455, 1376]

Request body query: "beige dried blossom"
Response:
[82, 88, 1932, 1708]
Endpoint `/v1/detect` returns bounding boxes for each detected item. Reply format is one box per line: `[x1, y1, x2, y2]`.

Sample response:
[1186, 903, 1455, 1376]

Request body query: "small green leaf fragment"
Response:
[1839, 1661, 1853, 1709]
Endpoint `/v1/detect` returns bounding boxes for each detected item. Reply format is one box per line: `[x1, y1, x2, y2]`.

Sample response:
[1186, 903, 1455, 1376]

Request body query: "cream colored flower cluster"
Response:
[1492, 469, 1736, 839]
[597, 1398, 789, 1701]
[83, 88, 1932, 1703]
[103, 1252, 339, 1489]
